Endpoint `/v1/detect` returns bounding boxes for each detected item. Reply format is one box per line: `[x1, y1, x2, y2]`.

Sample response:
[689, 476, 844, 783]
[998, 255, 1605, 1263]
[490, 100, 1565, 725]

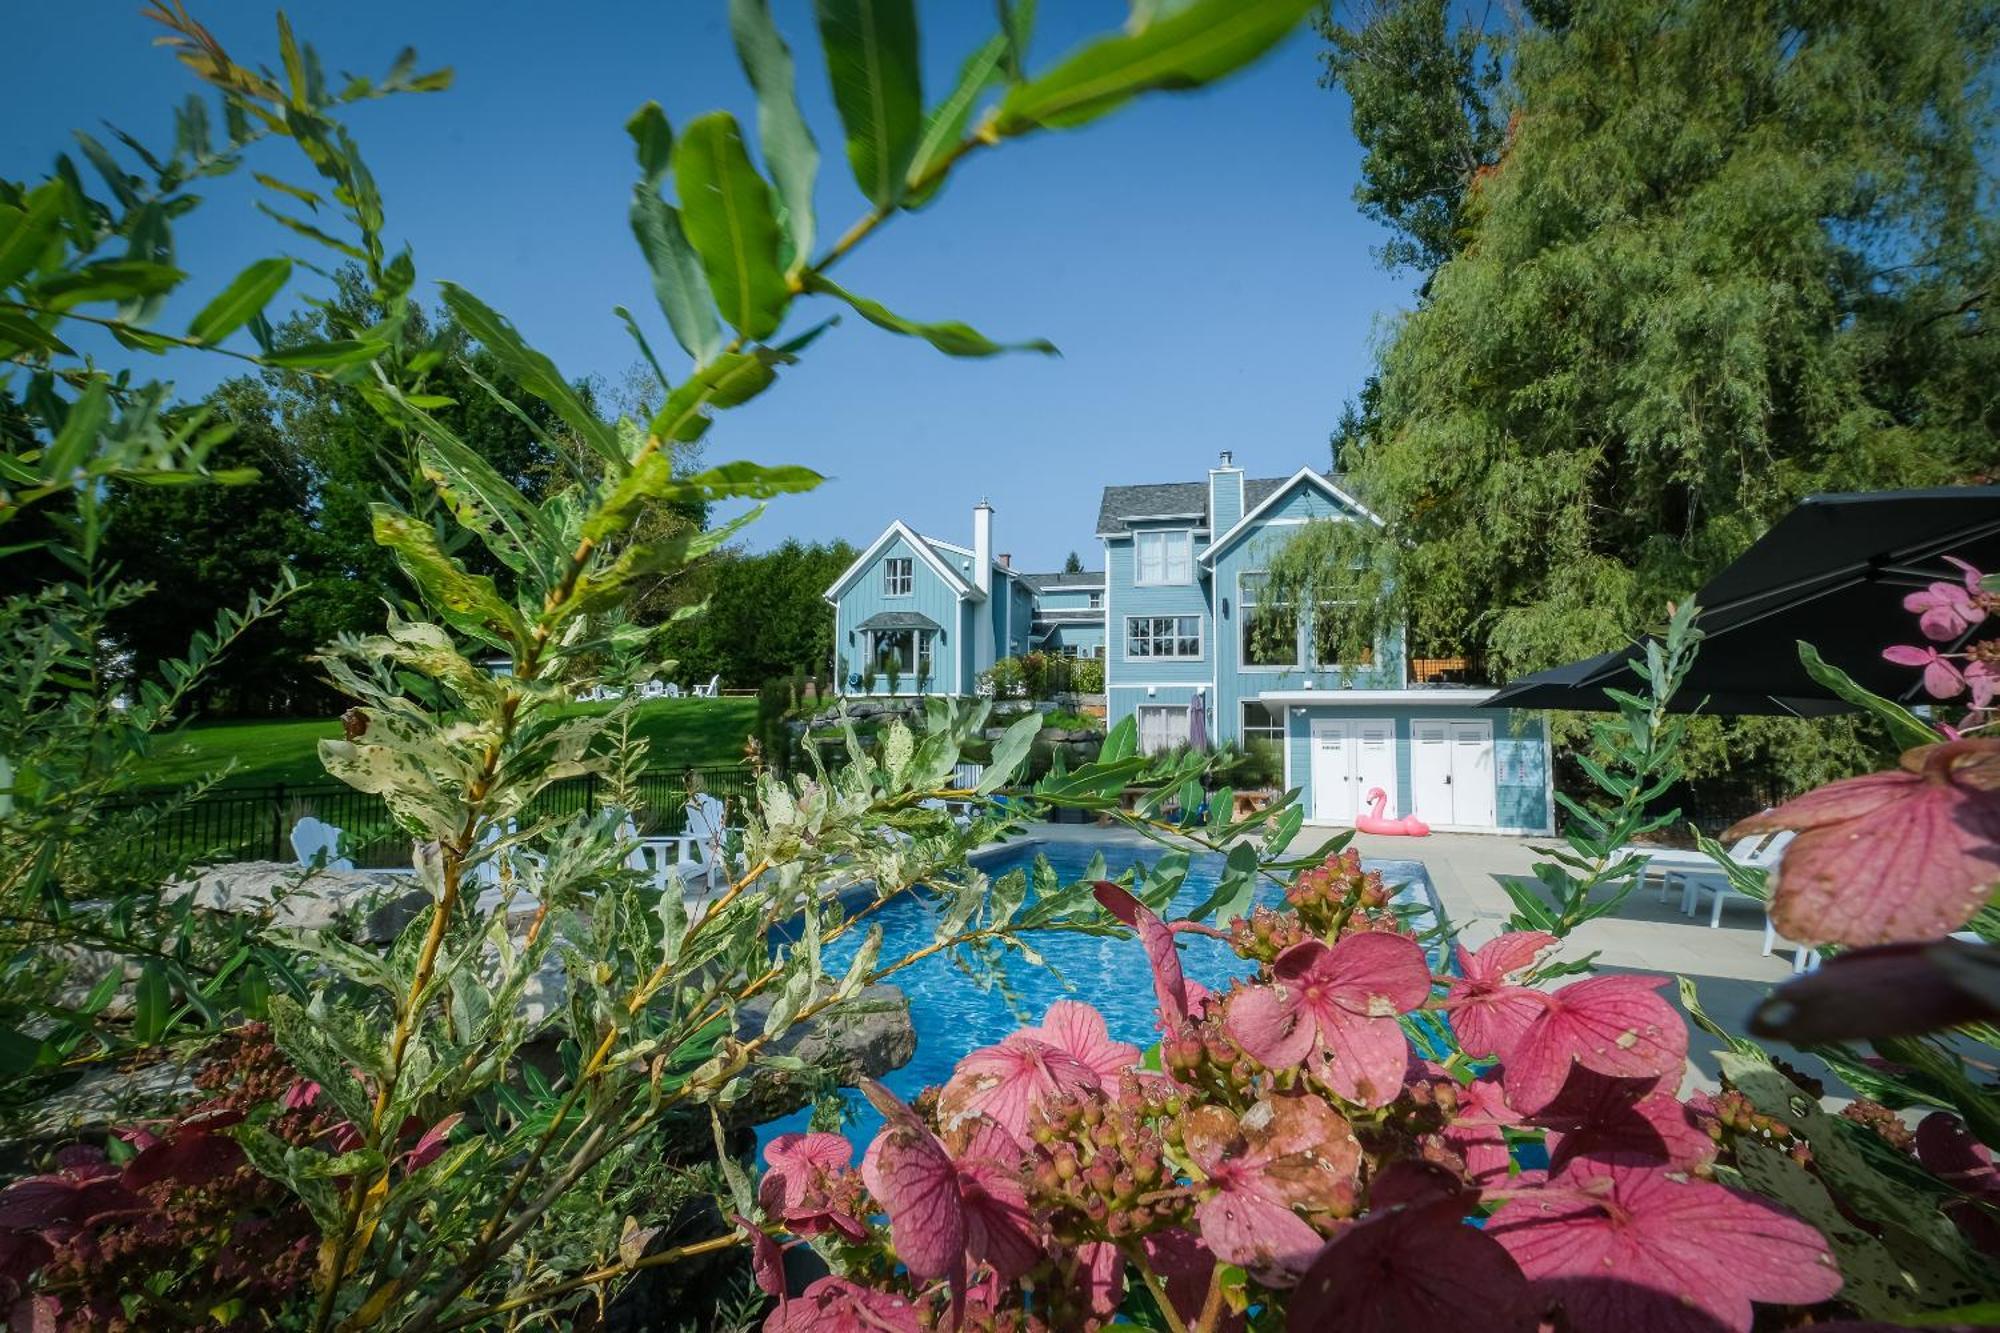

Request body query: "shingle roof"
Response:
[1095, 477, 1292, 535]
[1019, 570, 1104, 589]
[855, 610, 942, 632]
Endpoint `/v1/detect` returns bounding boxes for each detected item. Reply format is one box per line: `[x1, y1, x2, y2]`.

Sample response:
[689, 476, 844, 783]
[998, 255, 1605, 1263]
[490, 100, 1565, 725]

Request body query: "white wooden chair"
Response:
[692, 674, 721, 699]
[290, 816, 353, 871]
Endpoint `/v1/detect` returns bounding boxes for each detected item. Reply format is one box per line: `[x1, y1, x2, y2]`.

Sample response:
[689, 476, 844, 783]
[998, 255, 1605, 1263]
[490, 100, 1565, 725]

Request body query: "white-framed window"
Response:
[1126, 615, 1202, 659]
[882, 557, 913, 597]
[1241, 699, 1283, 745]
[1312, 601, 1375, 668]
[1134, 530, 1193, 585]
[1240, 573, 1299, 668]
[869, 628, 934, 682]
[1136, 705, 1191, 756]
[1088, 590, 1102, 609]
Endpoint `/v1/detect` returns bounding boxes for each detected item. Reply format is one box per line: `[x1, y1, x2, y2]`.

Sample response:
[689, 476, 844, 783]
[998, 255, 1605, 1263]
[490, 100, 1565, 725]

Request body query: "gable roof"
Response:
[823, 520, 977, 603]
[1094, 481, 1215, 536]
[921, 536, 1029, 585]
[1198, 466, 1382, 565]
[1019, 570, 1104, 589]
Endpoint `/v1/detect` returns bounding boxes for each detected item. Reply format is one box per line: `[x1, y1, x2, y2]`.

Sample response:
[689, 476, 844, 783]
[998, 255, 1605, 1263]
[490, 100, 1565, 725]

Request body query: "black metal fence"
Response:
[110, 767, 759, 870]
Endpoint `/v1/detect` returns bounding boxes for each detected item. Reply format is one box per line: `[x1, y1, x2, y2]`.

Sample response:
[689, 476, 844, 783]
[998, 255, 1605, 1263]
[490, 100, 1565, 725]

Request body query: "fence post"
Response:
[271, 782, 287, 862]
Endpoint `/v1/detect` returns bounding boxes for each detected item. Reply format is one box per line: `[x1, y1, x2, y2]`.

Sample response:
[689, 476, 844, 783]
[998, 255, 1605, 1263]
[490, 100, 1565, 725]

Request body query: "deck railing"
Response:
[107, 767, 759, 871]
[1408, 654, 1491, 686]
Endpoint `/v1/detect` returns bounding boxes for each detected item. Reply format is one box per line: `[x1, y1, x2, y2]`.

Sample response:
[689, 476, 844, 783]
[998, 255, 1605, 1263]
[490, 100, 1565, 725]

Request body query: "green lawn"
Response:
[135, 697, 759, 791]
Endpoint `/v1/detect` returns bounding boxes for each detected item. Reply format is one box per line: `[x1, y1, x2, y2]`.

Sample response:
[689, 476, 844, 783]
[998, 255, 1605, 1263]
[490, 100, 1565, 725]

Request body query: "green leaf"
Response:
[438, 283, 625, 467]
[999, 0, 1038, 82]
[805, 273, 1056, 357]
[672, 112, 792, 343]
[978, 710, 1042, 794]
[0, 183, 65, 291]
[260, 338, 386, 370]
[646, 348, 788, 443]
[997, 0, 1313, 133]
[371, 505, 527, 644]
[1798, 641, 1937, 750]
[626, 101, 673, 188]
[33, 260, 183, 310]
[134, 962, 171, 1044]
[0, 308, 73, 357]
[814, 0, 924, 209]
[629, 188, 725, 367]
[187, 257, 292, 344]
[730, 0, 819, 268]
[905, 32, 1007, 207]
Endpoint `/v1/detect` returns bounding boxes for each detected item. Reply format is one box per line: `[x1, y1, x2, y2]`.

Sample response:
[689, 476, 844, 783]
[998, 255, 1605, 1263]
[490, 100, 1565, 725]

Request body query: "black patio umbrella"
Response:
[1484, 486, 2000, 715]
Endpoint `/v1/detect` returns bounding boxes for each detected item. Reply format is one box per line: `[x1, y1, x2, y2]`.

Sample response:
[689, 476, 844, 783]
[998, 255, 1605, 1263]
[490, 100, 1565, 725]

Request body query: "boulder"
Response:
[721, 983, 915, 1131]
[163, 861, 430, 945]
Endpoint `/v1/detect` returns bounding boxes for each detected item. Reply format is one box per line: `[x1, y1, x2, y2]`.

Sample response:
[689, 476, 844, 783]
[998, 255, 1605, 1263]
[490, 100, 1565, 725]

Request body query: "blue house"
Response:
[825, 456, 1553, 834]
[824, 502, 1043, 696]
[1097, 452, 1554, 834]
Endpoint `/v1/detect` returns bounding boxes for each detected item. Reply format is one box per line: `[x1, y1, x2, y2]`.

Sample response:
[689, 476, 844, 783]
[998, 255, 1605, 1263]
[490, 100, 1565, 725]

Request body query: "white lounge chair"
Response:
[290, 816, 353, 872]
[1678, 831, 1795, 927]
[1621, 833, 1762, 902]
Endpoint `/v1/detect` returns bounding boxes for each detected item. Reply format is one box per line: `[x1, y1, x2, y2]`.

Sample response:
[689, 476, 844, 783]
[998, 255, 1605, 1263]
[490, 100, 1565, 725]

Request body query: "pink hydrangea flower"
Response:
[1446, 930, 1557, 1061]
[1500, 974, 1687, 1115]
[1882, 643, 1968, 699]
[1916, 1112, 2000, 1256]
[1526, 1068, 1713, 1173]
[761, 1275, 922, 1332]
[1905, 559, 1987, 642]
[939, 1000, 1139, 1137]
[1225, 932, 1431, 1107]
[1092, 882, 1224, 1027]
[1029, 999, 1141, 1084]
[1183, 1093, 1361, 1284]
[1289, 1162, 1531, 1333]
[759, 1133, 867, 1243]
[1489, 1155, 1841, 1333]
[1436, 1072, 1522, 1186]
[1728, 739, 2000, 945]
[858, 1081, 1040, 1305]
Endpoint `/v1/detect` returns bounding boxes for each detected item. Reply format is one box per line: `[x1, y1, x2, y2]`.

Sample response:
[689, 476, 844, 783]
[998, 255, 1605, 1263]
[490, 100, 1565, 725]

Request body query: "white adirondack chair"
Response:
[1679, 831, 1795, 927]
[692, 674, 721, 699]
[290, 816, 353, 871]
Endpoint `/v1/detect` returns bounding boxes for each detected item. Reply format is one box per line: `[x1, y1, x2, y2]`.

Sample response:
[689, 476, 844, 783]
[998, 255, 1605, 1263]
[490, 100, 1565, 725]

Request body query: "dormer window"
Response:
[1134, 530, 1192, 585]
[883, 557, 913, 597]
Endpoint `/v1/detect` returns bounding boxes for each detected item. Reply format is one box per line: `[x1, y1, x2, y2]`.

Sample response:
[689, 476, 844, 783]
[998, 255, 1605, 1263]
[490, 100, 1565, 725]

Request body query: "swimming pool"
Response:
[756, 827, 1443, 1147]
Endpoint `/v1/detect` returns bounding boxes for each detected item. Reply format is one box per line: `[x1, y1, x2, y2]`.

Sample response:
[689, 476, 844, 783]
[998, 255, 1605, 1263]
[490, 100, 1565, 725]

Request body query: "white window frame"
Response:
[1136, 704, 1192, 756]
[1134, 530, 1193, 586]
[1088, 590, 1103, 609]
[1241, 699, 1283, 745]
[1238, 572, 1300, 670]
[1125, 615, 1203, 660]
[882, 557, 913, 597]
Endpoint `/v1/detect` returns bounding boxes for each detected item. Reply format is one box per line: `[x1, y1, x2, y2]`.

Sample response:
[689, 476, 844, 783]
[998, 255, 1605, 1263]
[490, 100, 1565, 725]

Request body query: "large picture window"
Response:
[869, 628, 934, 681]
[1240, 573, 1299, 668]
[1134, 530, 1192, 585]
[882, 557, 913, 597]
[1136, 705, 1191, 756]
[1126, 615, 1202, 659]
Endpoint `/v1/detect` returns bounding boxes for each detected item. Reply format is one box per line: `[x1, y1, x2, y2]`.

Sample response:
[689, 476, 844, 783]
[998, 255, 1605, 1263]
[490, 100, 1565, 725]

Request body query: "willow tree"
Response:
[1280, 0, 1999, 684]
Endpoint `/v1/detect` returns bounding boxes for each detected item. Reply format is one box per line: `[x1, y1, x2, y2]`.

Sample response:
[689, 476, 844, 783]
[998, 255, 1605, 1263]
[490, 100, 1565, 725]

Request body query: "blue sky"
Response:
[9, 3, 1416, 572]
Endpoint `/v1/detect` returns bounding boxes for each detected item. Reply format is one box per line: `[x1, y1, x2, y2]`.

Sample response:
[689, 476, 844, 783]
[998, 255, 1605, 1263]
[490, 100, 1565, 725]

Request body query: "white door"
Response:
[1311, 720, 1400, 823]
[1449, 721, 1496, 827]
[1137, 705, 1190, 756]
[1310, 721, 1353, 823]
[1409, 718, 1496, 828]
[1354, 720, 1398, 816]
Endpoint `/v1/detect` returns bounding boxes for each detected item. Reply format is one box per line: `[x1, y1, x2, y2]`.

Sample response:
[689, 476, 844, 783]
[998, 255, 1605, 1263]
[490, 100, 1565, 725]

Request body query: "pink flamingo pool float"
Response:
[1356, 786, 1430, 837]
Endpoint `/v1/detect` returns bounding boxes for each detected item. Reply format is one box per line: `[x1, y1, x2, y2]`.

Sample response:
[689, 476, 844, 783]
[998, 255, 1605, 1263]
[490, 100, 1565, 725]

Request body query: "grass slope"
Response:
[136, 697, 758, 791]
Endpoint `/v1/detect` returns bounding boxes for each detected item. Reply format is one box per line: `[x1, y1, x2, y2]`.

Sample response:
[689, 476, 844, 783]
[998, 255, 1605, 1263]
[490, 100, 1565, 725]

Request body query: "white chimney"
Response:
[972, 500, 994, 595]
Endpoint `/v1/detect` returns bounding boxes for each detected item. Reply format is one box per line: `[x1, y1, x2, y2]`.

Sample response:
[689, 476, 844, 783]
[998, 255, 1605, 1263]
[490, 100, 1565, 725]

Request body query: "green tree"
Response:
[1283, 0, 1999, 680]
[100, 379, 320, 714]
[1315, 0, 1503, 276]
[654, 538, 857, 687]
[1062, 549, 1084, 573]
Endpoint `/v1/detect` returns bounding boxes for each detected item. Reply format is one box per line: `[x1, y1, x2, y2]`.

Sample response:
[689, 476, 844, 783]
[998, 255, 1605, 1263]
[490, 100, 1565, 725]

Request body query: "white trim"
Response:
[881, 556, 914, 598]
[1123, 613, 1204, 661]
[1237, 569, 1302, 671]
[1257, 688, 1497, 706]
[824, 520, 977, 602]
[1133, 529, 1195, 587]
[924, 535, 1029, 586]
[1199, 466, 1383, 566]
[1121, 511, 1204, 522]
[1109, 681, 1209, 691]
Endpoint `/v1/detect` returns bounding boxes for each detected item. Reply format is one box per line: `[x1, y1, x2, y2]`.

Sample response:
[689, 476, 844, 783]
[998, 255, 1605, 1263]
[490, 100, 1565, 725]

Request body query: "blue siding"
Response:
[1209, 468, 1244, 533]
[832, 534, 964, 696]
[1042, 623, 1106, 657]
[1103, 523, 1213, 734]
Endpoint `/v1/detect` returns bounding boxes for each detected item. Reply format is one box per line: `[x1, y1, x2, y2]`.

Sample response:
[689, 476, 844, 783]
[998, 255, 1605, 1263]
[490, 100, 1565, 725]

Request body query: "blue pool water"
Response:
[757, 828, 1443, 1149]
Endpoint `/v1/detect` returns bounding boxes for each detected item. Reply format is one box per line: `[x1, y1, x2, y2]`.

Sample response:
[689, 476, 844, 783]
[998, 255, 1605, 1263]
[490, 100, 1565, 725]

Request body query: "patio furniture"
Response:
[290, 816, 354, 872]
[617, 816, 719, 898]
[1620, 833, 1763, 903]
[1677, 831, 1794, 927]
[691, 674, 722, 699]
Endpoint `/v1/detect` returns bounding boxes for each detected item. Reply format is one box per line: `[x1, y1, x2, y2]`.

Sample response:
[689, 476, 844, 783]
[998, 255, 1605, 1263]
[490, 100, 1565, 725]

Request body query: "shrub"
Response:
[1069, 656, 1105, 693]
[984, 657, 1027, 699]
